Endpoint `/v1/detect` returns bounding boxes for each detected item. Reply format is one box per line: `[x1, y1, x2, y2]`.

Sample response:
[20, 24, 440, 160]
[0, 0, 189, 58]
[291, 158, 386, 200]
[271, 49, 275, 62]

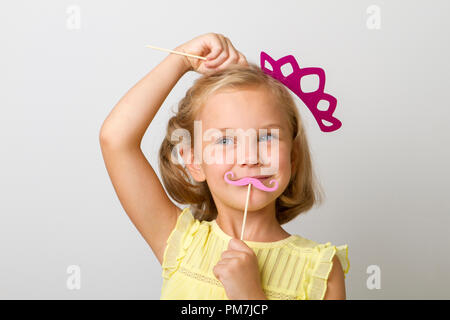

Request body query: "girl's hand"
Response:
[174, 32, 248, 75]
[213, 238, 267, 300]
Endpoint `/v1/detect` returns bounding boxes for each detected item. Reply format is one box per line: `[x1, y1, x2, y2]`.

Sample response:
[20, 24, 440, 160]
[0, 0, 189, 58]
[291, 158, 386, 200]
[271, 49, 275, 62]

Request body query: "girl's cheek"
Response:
[273, 144, 292, 177]
[203, 144, 233, 166]
[261, 142, 287, 170]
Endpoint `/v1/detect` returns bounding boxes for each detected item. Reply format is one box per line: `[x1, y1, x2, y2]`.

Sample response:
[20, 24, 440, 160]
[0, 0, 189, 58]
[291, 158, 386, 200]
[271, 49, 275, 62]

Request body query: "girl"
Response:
[99, 33, 350, 300]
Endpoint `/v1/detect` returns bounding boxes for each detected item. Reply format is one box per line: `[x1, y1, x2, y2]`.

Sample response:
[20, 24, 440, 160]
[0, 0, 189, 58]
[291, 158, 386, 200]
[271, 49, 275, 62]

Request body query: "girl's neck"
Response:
[214, 202, 290, 242]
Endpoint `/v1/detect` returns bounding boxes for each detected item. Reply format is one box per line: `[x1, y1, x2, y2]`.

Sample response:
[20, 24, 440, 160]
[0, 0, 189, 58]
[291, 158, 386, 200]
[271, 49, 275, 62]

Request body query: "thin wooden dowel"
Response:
[241, 183, 252, 241]
[145, 45, 207, 60]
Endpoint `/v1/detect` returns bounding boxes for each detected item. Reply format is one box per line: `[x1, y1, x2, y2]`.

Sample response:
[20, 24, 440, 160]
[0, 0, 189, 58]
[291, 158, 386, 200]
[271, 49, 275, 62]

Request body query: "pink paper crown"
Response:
[260, 51, 342, 132]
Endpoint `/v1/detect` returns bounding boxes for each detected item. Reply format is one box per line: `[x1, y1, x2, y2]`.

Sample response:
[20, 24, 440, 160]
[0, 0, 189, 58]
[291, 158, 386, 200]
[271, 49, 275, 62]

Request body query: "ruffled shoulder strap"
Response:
[161, 206, 201, 280]
[306, 242, 350, 300]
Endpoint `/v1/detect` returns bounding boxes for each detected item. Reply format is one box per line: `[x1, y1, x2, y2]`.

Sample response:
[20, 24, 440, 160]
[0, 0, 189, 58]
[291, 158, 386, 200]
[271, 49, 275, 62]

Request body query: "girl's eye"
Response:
[259, 133, 276, 142]
[217, 134, 277, 145]
[217, 137, 234, 145]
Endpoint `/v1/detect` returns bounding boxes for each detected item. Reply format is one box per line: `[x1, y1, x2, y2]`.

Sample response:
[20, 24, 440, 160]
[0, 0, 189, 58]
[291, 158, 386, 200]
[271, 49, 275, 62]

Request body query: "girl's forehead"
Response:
[204, 86, 274, 106]
[198, 88, 286, 128]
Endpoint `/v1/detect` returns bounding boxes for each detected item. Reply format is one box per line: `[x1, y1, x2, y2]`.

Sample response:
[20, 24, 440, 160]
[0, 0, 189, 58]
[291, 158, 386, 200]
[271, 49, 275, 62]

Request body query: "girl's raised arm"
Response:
[99, 51, 190, 265]
[99, 33, 247, 265]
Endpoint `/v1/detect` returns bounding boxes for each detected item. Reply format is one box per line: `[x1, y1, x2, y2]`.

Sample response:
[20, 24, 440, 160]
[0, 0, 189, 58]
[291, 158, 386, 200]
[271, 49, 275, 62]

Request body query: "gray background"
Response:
[1, 0, 449, 299]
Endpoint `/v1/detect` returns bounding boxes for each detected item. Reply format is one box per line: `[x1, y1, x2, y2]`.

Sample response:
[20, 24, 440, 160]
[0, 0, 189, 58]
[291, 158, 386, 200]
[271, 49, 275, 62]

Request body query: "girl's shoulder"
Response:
[288, 234, 321, 250]
[288, 233, 347, 254]
[287, 234, 350, 279]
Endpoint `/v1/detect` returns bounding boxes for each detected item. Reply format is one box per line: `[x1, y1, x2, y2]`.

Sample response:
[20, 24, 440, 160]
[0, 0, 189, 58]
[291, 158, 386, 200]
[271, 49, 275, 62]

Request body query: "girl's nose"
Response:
[236, 136, 260, 166]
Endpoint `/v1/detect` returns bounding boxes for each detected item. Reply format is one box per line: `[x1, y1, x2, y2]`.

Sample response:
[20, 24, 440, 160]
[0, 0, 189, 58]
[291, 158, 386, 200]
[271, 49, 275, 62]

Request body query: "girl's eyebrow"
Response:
[217, 124, 283, 131]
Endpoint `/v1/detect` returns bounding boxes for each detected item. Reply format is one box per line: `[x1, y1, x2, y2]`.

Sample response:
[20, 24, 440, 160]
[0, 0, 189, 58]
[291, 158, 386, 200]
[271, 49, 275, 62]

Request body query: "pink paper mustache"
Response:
[223, 171, 279, 192]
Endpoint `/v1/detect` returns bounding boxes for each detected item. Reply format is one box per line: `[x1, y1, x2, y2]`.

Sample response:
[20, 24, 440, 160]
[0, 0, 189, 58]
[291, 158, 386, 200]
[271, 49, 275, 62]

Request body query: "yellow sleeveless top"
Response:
[161, 207, 350, 300]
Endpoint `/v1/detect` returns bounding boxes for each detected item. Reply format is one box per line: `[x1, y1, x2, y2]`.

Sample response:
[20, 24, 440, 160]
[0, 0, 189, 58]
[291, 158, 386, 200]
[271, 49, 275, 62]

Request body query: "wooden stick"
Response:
[241, 183, 252, 241]
[145, 45, 207, 60]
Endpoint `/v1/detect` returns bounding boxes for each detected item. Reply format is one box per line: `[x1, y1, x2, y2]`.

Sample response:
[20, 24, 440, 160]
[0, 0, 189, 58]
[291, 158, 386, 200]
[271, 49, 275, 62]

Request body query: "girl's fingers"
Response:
[202, 34, 247, 72]
[214, 37, 243, 70]
[216, 257, 234, 265]
[205, 34, 229, 68]
[204, 34, 223, 61]
[215, 37, 240, 70]
[225, 37, 241, 62]
[221, 250, 242, 260]
[211, 38, 239, 71]
[237, 51, 249, 67]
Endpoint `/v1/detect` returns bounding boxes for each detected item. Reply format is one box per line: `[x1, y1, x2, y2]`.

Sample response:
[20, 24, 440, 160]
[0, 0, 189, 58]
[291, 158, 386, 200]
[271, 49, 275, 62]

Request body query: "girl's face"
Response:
[186, 86, 294, 212]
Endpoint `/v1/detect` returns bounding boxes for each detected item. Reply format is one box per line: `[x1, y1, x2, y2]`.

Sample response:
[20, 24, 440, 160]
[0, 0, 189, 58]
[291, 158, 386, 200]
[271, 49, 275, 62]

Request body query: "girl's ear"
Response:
[186, 163, 206, 182]
[180, 146, 206, 182]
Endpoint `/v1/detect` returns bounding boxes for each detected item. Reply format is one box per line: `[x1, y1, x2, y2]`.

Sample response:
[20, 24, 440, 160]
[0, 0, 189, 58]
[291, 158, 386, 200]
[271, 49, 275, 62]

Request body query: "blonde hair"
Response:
[158, 62, 325, 224]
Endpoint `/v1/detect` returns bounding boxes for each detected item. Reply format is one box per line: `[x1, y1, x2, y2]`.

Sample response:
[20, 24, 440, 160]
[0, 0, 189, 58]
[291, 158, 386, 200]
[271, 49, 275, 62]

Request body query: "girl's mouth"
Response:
[250, 175, 272, 181]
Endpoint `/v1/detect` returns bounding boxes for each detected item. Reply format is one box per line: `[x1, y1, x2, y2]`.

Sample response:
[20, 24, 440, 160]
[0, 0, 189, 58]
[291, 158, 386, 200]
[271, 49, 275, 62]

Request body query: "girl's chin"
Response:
[229, 197, 275, 210]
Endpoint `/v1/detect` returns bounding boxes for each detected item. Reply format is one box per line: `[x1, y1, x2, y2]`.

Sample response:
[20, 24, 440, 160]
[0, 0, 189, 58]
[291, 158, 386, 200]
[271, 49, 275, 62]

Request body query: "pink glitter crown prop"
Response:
[260, 51, 342, 132]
